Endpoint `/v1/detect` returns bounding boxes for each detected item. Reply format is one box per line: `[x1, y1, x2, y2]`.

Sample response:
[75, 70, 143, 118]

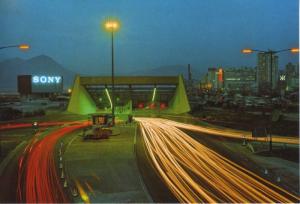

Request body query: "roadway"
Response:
[161, 117, 299, 144]
[16, 122, 89, 203]
[135, 117, 299, 203]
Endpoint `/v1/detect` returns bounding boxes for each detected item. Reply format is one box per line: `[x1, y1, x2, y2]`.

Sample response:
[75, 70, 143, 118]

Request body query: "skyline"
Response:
[0, 0, 299, 75]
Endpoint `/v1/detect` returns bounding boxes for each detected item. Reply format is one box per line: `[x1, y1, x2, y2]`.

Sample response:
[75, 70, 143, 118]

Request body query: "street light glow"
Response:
[104, 20, 120, 32]
[290, 48, 299, 53]
[241, 49, 253, 54]
[152, 87, 157, 102]
[105, 88, 113, 109]
[18, 44, 30, 50]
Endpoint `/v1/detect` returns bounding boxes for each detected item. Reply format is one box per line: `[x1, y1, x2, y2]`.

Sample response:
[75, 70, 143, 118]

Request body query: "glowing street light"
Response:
[290, 48, 299, 53]
[152, 87, 157, 102]
[241, 48, 253, 54]
[0, 44, 30, 51]
[105, 21, 119, 32]
[103, 18, 120, 126]
[241, 47, 299, 54]
[105, 88, 113, 110]
[18, 44, 30, 50]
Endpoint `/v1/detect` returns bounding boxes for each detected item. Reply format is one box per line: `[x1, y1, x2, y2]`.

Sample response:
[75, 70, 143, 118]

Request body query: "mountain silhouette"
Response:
[0, 55, 76, 92]
[127, 65, 203, 80]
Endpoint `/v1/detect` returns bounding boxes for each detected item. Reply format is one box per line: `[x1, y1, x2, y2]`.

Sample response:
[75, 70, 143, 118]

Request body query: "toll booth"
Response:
[91, 114, 114, 127]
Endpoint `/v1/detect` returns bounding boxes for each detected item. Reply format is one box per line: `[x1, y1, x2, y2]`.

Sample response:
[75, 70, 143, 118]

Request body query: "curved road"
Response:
[17, 122, 88, 203]
[136, 117, 299, 203]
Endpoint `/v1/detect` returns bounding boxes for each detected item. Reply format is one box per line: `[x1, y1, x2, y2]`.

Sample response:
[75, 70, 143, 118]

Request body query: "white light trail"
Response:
[136, 117, 299, 203]
[162, 118, 299, 144]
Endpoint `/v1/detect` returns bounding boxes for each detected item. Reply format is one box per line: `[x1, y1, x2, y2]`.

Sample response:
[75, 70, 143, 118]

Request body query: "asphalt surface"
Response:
[17, 123, 89, 203]
[63, 123, 151, 203]
[0, 122, 89, 203]
[0, 142, 24, 202]
[136, 117, 299, 203]
[1, 115, 298, 203]
[135, 123, 178, 203]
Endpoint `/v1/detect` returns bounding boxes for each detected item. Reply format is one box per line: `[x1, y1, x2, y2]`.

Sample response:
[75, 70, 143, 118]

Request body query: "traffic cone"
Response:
[71, 187, 78, 197]
[61, 170, 65, 179]
[63, 179, 68, 188]
[242, 138, 247, 146]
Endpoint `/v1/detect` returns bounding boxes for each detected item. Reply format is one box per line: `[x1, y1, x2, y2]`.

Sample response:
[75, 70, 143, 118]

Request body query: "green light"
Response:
[105, 88, 113, 109]
[152, 87, 157, 102]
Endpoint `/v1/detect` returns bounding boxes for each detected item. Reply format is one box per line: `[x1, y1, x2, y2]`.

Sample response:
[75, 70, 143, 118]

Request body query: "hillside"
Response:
[0, 55, 76, 92]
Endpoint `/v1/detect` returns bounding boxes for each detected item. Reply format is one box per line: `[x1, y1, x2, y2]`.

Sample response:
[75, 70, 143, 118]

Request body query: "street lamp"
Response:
[0, 44, 30, 51]
[104, 19, 120, 126]
[241, 47, 299, 153]
[241, 47, 299, 91]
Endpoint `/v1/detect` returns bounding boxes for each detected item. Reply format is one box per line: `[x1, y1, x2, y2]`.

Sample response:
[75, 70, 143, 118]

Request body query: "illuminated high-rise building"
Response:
[223, 67, 256, 92]
[285, 62, 299, 91]
[257, 52, 278, 91]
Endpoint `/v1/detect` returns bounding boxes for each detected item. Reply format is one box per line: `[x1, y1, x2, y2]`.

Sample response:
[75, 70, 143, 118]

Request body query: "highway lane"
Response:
[136, 117, 299, 203]
[17, 122, 89, 203]
[161, 118, 299, 145]
[0, 121, 86, 131]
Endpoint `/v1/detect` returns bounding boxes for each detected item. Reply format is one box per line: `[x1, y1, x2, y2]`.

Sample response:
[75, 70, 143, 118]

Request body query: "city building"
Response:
[200, 67, 223, 90]
[257, 52, 279, 92]
[67, 75, 190, 115]
[223, 67, 256, 92]
[284, 62, 299, 91]
[200, 67, 256, 93]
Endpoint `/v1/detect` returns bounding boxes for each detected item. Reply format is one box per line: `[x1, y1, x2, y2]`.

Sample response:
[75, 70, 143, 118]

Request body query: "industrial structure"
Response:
[67, 75, 190, 115]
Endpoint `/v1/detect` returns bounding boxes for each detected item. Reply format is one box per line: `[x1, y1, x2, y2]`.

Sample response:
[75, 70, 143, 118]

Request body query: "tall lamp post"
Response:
[0, 44, 30, 50]
[104, 20, 120, 126]
[241, 47, 299, 153]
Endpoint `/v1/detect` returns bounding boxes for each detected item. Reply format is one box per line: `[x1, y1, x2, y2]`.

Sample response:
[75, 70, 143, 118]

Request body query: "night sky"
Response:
[0, 0, 299, 75]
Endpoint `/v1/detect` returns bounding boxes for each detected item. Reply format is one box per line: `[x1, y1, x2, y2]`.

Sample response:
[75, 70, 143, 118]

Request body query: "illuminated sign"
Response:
[32, 75, 62, 84]
[218, 68, 223, 82]
[31, 75, 63, 93]
[279, 75, 286, 81]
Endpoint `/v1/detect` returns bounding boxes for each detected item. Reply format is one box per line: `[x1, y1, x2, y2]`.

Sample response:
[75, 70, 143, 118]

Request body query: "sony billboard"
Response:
[31, 75, 63, 93]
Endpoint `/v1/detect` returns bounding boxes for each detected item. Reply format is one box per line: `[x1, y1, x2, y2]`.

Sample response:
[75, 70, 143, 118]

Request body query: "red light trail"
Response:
[16, 122, 89, 203]
[0, 121, 86, 130]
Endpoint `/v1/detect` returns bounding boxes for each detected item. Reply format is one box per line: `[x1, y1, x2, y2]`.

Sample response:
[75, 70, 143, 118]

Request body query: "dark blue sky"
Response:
[0, 0, 298, 75]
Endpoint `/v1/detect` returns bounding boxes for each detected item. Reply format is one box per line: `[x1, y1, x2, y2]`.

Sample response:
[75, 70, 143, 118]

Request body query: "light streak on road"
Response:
[75, 179, 91, 203]
[136, 117, 299, 203]
[84, 181, 95, 197]
[16, 122, 89, 203]
[0, 120, 89, 130]
[161, 118, 299, 144]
